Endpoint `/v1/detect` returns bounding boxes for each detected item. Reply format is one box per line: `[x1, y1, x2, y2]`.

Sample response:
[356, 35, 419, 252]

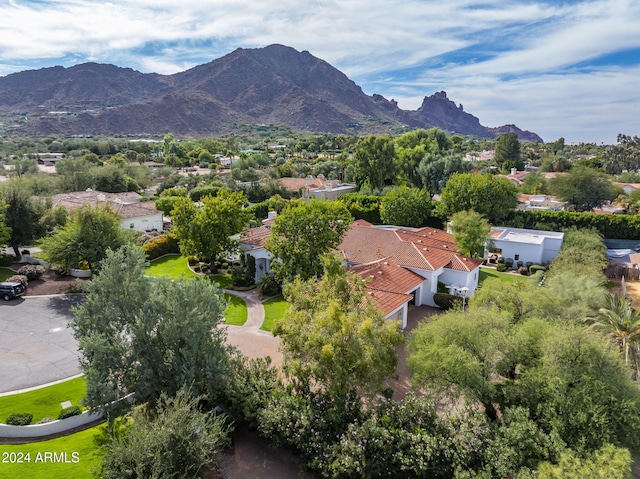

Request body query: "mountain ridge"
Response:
[0, 44, 543, 142]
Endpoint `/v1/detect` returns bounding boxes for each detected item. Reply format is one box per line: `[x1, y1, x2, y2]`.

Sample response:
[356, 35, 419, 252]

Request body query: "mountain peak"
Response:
[0, 46, 542, 141]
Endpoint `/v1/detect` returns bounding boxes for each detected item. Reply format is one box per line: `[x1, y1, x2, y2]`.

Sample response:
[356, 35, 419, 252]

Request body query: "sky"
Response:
[1, 0, 639, 145]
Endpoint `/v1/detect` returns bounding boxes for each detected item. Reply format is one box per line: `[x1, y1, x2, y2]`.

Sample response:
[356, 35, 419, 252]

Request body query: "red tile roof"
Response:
[240, 225, 271, 247]
[366, 289, 413, 316]
[279, 177, 327, 192]
[352, 258, 425, 294]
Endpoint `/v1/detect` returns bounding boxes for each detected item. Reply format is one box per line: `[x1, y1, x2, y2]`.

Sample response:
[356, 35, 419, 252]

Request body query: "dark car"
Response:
[0, 282, 26, 301]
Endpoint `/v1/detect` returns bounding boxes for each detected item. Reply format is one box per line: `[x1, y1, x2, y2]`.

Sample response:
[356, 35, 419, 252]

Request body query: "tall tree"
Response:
[353, 135, 395, 191]
[583, 293, 640, 377]
[265, 199, 352, 282]
[548, 165, 614, 211]
[449, 210, 492, 259]
[416, 152, 472, 196]
[439, 173, 518, 224]
[0, 199, 11, 249]
[1, 184, 45, 257]
[71, 245, 231, 415]
[379, 186, 432, 227]
[39, 205, 133, 272]
[275, 255, 403, 398]
[171, 189, 251, 271]
[494, 133, 523, 171]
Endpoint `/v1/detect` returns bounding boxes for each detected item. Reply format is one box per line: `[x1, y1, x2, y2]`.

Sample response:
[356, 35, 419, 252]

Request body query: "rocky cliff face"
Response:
[0, 44, 543, 142]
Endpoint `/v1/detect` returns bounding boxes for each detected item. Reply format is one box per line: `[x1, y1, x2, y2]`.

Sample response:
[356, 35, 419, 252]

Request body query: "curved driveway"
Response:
[0, 295, 84, 394]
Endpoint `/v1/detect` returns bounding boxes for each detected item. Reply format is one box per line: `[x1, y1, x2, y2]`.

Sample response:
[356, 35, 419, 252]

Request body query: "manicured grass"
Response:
[224, 293, 248, 326]
[206, 274, 233, 289]
[261, 296, 290, 332]
[0, 377, 86, 424]
[479, 267, 528, 286]
[0, 423, 105, 478]
[0, 267, 16, 281]
[145, 254, 197, 280]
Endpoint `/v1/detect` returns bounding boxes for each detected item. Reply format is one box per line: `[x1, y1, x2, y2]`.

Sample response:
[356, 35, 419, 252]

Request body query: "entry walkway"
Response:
[222, 289, 283, 368]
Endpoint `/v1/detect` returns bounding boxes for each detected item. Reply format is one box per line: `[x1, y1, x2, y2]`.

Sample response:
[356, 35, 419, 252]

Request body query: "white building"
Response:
[488, 227, 564, 266]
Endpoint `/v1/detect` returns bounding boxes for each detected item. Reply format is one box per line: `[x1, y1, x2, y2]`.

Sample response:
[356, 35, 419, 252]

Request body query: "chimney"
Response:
[306, 175, 314, 186]
[511, 167, 517, 175]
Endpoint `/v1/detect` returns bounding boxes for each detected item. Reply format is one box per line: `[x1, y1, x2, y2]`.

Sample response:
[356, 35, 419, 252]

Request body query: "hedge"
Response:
[6, 413, 33, 425]
[502, 209, 640, 239]
[142, 233, 180, 260]
[58, 406, 82, 420]
[433, 292, 462, 310]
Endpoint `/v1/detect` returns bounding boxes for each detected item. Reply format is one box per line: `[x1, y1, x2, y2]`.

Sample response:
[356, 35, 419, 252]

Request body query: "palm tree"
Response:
[584, 294, 640, 379]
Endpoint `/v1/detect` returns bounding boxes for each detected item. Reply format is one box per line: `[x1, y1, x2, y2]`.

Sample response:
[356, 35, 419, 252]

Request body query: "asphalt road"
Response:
[0, 295, 84, 394]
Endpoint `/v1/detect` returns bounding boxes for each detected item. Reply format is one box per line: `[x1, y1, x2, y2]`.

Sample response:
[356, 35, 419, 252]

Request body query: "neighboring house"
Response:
[464, 150, 495, 162]
[488, 227, 564, 266]
[503, 168, 530, 186]
[279, 175, 357, 200]
[30, 153, 65, 166]
[613, 182, 640, 195]
[240, 219, 483, 327]
[50, 190, 164, 232]
[518, 194, 565, 211]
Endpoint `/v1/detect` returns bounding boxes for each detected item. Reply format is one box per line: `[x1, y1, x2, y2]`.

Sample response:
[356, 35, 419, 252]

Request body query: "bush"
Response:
[496, 264, 507, 272]
[58, 406, 82, 420]
[231, 265, 254, 288]
[516, 260, 524, 269]
[6, 274, 27, 286]
[37, 417, 54, 424]
[141, 233, 180, 260]
[433, 292, 462, 310]
[6, 413, 33, 425]
[17, 264, 45, 280]
[258, 275, 281, 297]
[518, 266, 529, 275]
[529, 264, 546, 274]
[504, 258, 514, 268]
[497, 257, 505, 264]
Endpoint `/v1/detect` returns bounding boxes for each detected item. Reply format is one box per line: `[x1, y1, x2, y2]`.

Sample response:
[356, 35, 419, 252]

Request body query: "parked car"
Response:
[0, 281, 26, 301]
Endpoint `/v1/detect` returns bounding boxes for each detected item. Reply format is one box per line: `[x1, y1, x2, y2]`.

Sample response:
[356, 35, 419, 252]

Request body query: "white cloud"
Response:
[0, 0, 638, 143]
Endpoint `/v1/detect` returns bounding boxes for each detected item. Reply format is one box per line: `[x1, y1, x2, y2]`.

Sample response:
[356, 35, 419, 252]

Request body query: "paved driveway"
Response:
[0, 295, 83, 394]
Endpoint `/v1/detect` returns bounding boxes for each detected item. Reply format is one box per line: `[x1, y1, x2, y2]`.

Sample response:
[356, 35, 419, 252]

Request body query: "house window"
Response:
[514, 254, 519, 260]
[130, 223, 135, 229]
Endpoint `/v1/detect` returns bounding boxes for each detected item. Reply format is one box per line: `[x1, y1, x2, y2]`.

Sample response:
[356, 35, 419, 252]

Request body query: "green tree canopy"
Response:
[1, 183, 45, 257]
[39, 204, 133, 272]
[171, 189, 251, 269]
[275, 255, 403, 399]
[0, 199, 10, 248]
[265, 199, 352, 282]
[71, 245, 232, 415]
[548, 165, 615, 211]
[379, 186, 432, 227]
[494, 132, 523, 171]
[353, 135, 396, 191]
[439, 173, 519, 224]
[449, 210, 492, 258]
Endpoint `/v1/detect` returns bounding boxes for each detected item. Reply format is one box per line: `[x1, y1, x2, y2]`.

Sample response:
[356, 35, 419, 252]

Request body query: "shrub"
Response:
[258, 275, 281, 297]
[142, 232, 180, 260]
[0, 254, 14, 266]
[518, 266, 529, 275]
[37, 417, 54, 424]
[516, 260, 524, 269]
[231, 265, 254, 288]
[58, 406, 82, 420]
[497, 257, 505, 264]
[437, 281, 448, 293]
[433, 292, 462, 310]
[6, 413, 33, 425]
[6, 274, 27, 286]
[525, 261, 533, 268]
[529, 264, 546, 274]
[504, 258, 514, 268]
[496, 264, 507, 272]
[17, 264, 45, 280]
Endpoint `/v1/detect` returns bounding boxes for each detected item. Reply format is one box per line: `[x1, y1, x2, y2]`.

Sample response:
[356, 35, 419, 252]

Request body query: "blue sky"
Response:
[1, 0, 639, 144]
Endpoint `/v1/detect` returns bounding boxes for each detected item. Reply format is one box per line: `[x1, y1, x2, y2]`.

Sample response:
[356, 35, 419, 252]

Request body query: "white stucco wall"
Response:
[121, 213, 164, 232]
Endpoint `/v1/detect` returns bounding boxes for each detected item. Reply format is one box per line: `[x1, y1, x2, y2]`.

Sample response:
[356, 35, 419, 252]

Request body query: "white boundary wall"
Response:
[0, 409, 103, 439]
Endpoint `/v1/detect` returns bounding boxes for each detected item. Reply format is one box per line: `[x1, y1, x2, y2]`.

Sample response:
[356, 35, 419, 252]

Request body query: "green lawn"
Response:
[261, 296, 290, 332]
[0, 424, 105, 478]
[0, 267, 16, 281]
[0, 377, 86, 424]
[145, 254, 197, 280]
[224, 294, 248, 326]
[479, 266, 528, 286]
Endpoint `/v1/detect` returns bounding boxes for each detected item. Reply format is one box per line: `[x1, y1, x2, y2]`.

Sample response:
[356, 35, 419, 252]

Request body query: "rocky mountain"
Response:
[0, 44, 542, 142]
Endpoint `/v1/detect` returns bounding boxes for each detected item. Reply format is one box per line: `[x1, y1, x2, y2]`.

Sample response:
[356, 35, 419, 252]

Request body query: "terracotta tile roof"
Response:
[339, 223, 479, 272]
[366, 289, 412, 316]
[279, 177, 327, 192]
[50, 190, 160, 219]
[351, 258, 425, 294]
[240, 225, 271, 248]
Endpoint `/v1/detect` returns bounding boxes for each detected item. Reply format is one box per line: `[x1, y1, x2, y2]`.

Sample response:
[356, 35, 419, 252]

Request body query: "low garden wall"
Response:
[0, 409, 103, 439]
